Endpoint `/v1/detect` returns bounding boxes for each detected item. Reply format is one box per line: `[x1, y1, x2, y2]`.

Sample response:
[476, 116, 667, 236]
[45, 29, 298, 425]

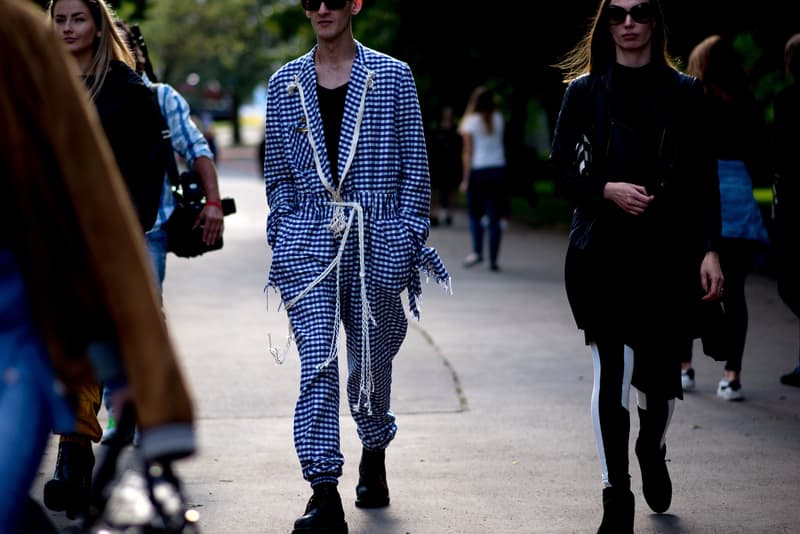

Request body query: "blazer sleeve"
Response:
[395, 63, 431, 248]
[263, 75, 296, 249]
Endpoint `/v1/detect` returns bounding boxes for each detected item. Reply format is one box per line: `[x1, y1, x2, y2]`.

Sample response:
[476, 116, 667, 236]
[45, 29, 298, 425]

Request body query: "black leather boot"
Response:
[635, 437, 672, 513]
[292, 483, 348, 534]
[43, 438, 95, 519]
[355, 447, 389, 508]
[597, 486, 634, 534]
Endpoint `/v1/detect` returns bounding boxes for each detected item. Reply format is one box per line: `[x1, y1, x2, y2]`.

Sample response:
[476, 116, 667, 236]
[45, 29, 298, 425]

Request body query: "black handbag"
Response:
[148, 85, 236, 258]
[166, 169, 236, 258]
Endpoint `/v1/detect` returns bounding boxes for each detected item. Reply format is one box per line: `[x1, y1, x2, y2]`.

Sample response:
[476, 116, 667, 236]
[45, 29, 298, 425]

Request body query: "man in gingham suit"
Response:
[263, 1, 449, 532]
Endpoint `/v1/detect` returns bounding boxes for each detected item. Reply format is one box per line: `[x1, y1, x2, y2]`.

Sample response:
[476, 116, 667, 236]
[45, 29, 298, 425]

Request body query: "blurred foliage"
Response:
[28, 0, 799, 183]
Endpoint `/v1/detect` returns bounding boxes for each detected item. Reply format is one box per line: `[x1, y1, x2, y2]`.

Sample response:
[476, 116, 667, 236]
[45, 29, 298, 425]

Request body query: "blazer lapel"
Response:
[337, 43, 370, 182]
[296, 50, 334, 186]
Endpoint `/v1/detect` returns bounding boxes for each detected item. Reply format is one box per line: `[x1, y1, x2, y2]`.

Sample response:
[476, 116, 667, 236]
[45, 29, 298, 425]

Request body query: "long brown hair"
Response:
[687, 35, 750, 104]
[785, 33, 800, 81]
[554, 0, 674, 83]
[461, 86, 498, 134]
[48, 0, 134, 100]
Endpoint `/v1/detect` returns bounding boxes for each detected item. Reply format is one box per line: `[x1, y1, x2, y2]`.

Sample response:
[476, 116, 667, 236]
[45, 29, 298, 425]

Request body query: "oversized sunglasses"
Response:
[303, 0, 349, 11]
[606, 3, 654, 25]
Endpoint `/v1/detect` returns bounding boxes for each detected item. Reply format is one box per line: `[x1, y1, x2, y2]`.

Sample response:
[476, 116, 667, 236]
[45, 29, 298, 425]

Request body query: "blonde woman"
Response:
[45, 0, 177, 520]
[49, 0, 167, 231]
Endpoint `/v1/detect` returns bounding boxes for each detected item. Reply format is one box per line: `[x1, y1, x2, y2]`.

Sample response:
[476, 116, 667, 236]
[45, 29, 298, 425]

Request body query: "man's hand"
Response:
[194, 203, 224, 245]
[191, 155, 224, 245]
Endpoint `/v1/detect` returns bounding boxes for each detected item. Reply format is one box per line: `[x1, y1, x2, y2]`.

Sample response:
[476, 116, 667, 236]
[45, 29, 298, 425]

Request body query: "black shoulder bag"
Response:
[155, 101, 236, 258]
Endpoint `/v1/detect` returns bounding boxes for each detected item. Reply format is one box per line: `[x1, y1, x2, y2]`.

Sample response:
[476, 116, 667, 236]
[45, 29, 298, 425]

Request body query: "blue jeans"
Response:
[145, 225, 168, 298]
[0, 249, 73, 531]
[466, 166, 508, 266]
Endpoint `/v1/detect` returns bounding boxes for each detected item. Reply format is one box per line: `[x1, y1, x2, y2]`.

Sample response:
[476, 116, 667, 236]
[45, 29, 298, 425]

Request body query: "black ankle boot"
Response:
[597, 486, 634, 534]
[43, 438, 95, 519]
[355, 447, 389, 508]
[292, 483, 348, 534]
[635, 437, 672, 513]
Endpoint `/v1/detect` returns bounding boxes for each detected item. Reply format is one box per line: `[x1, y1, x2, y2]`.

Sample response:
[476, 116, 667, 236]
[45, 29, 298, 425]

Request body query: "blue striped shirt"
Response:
[142, 75, 214, 230]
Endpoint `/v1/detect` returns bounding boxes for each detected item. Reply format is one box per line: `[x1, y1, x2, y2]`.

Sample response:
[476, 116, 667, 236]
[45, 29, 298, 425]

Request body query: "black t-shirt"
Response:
[317, 83, 348, 184]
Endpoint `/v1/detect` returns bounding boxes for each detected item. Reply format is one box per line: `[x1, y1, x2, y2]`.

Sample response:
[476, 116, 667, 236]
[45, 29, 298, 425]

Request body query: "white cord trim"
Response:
[269, 71, 378, 413]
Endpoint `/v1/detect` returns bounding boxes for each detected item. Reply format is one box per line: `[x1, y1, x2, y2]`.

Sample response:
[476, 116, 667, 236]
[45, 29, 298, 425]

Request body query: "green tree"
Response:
[138, 0, 304, 144]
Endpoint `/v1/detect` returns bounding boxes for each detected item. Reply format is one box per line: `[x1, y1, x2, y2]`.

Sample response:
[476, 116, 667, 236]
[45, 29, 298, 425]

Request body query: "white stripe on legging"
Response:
[591, 342, 634, 487]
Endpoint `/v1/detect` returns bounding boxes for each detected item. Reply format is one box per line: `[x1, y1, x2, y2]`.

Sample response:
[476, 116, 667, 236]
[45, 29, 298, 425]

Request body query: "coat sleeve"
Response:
[395, 63, 431, 248]
[116, 81, 170, 230]
[263, 75, 296, 248]
[549, 77, 608, 207]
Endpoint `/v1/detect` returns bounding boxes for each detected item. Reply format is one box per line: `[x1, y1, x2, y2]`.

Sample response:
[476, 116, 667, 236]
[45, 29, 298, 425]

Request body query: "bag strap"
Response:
[150, 85, 181, 187]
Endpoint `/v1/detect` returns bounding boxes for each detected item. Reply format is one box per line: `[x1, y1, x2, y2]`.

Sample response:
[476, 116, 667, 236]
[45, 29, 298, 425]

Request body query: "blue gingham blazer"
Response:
[264, 41, 449, 317]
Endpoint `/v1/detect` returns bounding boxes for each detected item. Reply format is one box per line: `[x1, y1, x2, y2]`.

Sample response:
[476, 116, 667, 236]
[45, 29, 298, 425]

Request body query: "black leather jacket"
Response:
[90, 61, 167, 231]
[550, 63, 720, 258]
[550, 63, 722, 346]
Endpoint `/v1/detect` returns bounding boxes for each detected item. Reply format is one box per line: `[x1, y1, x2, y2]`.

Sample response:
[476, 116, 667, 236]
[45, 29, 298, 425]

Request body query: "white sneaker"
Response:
[717, 378, 744, 401]
[463, 252, 482, 268]
[681, 368, 696, 392]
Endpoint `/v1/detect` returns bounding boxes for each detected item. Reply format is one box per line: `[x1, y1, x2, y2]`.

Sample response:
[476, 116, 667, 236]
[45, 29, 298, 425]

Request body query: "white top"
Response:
[460, 111, 506, 170]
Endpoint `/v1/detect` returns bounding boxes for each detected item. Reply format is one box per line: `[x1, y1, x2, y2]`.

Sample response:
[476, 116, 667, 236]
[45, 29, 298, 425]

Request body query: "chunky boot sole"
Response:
[293, 483, 348, 534]
[43, 478, 88, 520]
[291, 523, 348, 534]
[354, 491, 390, 508]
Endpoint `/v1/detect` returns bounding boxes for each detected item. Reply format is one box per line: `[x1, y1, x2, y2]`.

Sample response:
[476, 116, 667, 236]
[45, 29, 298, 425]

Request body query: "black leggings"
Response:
[591, 340, 674, 490]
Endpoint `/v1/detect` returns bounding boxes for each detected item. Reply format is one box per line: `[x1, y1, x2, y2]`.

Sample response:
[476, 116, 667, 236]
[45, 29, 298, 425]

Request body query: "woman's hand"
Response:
[700, 251, 724, 301]
[603, 182, 654, 215]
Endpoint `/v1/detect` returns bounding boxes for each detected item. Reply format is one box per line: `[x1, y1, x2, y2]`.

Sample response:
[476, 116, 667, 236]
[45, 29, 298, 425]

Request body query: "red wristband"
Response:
[205, 200, 223, 210]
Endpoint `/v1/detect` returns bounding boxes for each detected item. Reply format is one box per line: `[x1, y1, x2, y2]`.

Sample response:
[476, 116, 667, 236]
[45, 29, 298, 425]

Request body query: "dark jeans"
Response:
[466, 166, 507, 266]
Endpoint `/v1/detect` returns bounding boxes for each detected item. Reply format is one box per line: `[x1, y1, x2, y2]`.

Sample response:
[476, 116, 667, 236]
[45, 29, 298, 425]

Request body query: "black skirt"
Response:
[564, 240, 697, 399]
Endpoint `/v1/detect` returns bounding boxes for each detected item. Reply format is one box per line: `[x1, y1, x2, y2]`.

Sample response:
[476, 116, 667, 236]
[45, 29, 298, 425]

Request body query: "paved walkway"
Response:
[33, 147, 800, 533]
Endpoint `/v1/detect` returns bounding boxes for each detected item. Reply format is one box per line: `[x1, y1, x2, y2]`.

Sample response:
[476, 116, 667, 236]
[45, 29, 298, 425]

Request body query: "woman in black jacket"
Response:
[550, 1, 723, 531]
[51, 0, 167, 232]
[45, 0, 170, 519]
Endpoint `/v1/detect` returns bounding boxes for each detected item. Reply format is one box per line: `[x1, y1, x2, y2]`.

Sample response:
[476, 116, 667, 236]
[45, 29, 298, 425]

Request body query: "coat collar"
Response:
[292, 41, 373, 185]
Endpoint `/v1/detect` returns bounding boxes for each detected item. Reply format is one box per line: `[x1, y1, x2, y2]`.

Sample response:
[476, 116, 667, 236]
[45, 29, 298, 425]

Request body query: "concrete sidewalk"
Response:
[33, 150, 800, 533]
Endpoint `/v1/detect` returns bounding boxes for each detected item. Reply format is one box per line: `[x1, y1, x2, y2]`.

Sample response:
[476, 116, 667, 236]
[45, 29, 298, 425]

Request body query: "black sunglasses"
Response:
[606, 3, 654, 25]
[303, 0, 349, 11]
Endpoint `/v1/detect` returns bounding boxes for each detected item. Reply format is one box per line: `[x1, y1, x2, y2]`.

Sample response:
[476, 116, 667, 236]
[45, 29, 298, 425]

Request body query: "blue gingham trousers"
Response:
[271, 200, 415, 483]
